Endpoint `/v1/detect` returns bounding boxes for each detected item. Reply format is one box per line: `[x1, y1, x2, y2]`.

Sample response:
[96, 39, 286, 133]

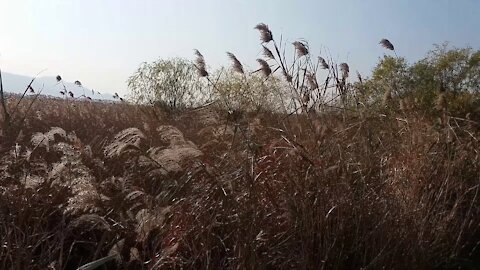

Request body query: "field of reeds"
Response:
[1, 23, 480, 270]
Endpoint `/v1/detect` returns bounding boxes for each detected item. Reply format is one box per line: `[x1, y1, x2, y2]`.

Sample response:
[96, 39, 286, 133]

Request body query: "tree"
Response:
[127, 58, 211, 109]
[408, 44, 480, 113]
[363, 44, 480, 112]
[408, 59, 437, 109]
[212, 68, 290, 113]
[372, 56, 410, 93]
[361, 56, 411, 107]
[426, 43, 480, 93]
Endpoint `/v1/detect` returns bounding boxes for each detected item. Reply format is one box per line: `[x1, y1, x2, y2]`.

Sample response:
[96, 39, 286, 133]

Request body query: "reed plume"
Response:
[380, 39, 398, 57]
[340, 63, 350, 78]
[262, 45, 275, 59]
[226, 52, 244, 74]
[379, 39, 395, 51]
[194, 49, 208, 77]
[318, 57, 329, 69]
[293, 41, 309, 57]
[254, 23, 273, 43]
[256, 59, 272, 77]
[306, 73, 318, 89]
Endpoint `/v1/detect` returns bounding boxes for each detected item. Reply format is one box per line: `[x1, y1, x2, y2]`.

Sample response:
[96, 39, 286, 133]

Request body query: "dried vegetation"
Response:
[0, 23, 479, 270]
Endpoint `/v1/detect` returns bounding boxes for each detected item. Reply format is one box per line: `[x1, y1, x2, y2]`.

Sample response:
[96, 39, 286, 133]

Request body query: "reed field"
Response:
[1, 23, 479, 269]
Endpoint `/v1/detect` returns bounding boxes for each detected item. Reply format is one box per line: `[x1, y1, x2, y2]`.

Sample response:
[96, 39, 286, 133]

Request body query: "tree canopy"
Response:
[127, 58, 211, 109]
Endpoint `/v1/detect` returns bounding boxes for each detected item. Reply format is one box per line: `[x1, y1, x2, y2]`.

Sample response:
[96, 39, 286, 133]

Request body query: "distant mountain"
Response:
[0, 71, 115, 101]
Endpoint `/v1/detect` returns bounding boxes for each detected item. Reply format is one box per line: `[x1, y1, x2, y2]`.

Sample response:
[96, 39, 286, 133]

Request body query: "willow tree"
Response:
[127, 58, 211, 109]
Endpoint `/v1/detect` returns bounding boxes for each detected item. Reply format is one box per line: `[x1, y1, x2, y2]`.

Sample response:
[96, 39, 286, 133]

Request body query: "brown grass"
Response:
[1, 22, 479, 270]
[0, 93, 479, 269]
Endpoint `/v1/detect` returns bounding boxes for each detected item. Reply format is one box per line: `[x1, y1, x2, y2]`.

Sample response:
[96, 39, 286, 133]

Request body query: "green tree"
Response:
[127, 58, 211, 109]
[363, 44, 480, 112]
[372, 56, 410, 92]
[426, 43, 480, 92]
[213, 68, 290, 112]
[362, 56, 411, 106]
[408, 59, 437, 109]
[408, 44, 480, 113]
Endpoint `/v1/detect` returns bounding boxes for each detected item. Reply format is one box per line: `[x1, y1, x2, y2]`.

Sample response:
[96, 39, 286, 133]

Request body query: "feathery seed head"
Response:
[226, 52, 244, 74]
[306, 73, 318, 89]
[380, 39, 395, 51]
[293, 41, 309, 57]
[194, 49, 208, 77]
[318, 57, 329, 69]
[340, 63, 350, 78]
[262, 45, 275, 59]
[256, 59, 272, 77]
[254, 23, 273, 43]
[193, 49, 204, 59]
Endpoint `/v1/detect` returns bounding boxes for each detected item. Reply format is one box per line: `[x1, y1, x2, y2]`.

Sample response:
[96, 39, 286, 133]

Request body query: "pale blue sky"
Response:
[0, 0, 478, 95]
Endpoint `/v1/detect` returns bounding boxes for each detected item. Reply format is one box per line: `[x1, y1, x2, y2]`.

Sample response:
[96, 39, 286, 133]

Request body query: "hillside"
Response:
[1, 71, 115, 100]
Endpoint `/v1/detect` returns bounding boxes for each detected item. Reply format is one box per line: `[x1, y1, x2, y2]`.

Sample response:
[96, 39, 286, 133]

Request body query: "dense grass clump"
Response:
[0, 94, 479, 269]
[1, 22, 480, 269]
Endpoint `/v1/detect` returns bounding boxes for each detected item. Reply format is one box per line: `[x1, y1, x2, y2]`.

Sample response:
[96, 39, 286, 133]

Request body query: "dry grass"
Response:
[0, 22, 479, 270]
[0, 93, 479, 269]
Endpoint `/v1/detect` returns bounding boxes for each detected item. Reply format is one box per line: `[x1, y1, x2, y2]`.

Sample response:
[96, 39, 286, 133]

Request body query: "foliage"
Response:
[212, 68, 290, 112]
[127, 58, 212, 109]
[364, 43, 480, 113]
[408, 59, 438, 110]
[362, 56, 411, 106]
[427, 43, 480, 92]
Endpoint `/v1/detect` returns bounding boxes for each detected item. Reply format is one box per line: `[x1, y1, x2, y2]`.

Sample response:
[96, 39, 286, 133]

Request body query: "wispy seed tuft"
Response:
[293, 41, 309, 57]
[318, 57, 329, 69]
[379, 39, 395, 51]
[256, 59, 272, 77]
[226, 52, 244, 74]
[306, 73, 318, 89]
[194, 49, 208, 77]
[262, 45, 275, 59]
[340, 63, 350, 78]
[254, 23, 273, 43]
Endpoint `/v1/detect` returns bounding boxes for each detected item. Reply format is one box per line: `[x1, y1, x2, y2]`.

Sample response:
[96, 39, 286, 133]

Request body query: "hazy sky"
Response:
[0, 0, 479, 95]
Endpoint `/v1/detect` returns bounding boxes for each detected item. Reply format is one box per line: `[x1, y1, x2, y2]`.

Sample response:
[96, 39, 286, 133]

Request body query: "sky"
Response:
[0, 0, 479, 96]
